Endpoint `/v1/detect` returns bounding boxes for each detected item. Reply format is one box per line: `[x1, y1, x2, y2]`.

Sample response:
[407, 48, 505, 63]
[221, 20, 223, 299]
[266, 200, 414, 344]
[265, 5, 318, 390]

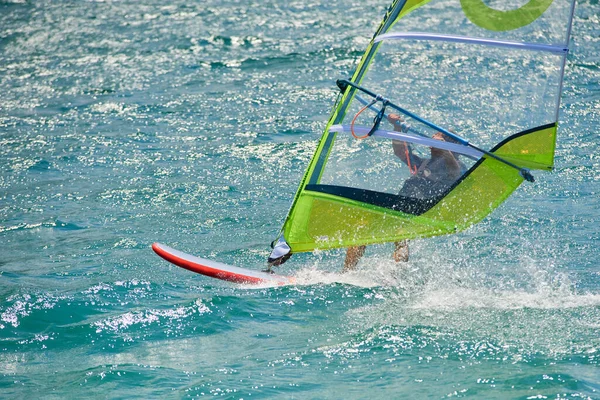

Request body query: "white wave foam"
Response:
[92, 299, 211, 334]
[292, 267, 380, 288]
[411, 287, 600, 311]
[1, 294, 63, 329]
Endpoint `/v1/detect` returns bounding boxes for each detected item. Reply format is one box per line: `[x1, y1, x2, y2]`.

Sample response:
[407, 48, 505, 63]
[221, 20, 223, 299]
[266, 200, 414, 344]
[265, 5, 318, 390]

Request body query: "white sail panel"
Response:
[344, 37, 565, 150]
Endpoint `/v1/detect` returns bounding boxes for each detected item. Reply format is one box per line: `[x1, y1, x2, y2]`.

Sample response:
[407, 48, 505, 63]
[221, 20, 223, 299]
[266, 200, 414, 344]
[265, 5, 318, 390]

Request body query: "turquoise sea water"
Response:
[1, 0, 599, 398]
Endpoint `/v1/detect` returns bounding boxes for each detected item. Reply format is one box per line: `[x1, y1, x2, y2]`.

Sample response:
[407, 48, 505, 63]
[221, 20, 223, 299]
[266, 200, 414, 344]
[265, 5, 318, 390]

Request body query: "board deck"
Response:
[152, 243, 295, 285]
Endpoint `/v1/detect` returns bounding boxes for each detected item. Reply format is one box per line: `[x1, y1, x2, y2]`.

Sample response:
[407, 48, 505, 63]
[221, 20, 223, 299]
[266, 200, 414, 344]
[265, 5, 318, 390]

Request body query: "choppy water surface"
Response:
[1, 0, 599, 398]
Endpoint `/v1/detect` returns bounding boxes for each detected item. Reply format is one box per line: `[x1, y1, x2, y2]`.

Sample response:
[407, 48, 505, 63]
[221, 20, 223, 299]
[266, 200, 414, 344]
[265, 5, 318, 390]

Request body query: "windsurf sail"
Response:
[269, 0, 576, 262]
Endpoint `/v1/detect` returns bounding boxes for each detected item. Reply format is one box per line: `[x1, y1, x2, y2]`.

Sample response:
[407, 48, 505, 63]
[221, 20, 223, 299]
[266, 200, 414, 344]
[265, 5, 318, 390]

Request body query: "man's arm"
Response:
[388, 113, 422, 167]
[431, 147, 461, 179]
[393, 140, 421, 166]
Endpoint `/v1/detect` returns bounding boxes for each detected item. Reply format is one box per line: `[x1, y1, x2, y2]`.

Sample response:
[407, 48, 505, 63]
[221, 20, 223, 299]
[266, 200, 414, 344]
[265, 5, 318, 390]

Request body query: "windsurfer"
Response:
[343, 113, 464, 271]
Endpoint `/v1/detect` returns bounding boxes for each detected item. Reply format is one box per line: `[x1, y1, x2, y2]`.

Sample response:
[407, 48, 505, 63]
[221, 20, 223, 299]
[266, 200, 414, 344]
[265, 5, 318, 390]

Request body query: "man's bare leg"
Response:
[344, 245, 366, 272]
[393, 240, 409, 262]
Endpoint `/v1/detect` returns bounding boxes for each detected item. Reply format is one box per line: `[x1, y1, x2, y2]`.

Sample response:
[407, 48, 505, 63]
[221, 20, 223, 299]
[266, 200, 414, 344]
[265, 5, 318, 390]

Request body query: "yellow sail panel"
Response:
[493, 124, 557, 171]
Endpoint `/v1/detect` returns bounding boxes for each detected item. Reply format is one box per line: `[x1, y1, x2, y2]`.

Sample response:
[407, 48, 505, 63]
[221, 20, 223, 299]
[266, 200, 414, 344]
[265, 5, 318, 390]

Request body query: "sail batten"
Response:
[329, 125, 483, 158]
[375, 32, 569, 54]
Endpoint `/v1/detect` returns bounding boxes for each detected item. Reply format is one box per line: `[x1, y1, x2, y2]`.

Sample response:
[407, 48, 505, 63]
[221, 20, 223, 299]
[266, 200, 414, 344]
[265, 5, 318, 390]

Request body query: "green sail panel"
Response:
[277, 0, 574, 254]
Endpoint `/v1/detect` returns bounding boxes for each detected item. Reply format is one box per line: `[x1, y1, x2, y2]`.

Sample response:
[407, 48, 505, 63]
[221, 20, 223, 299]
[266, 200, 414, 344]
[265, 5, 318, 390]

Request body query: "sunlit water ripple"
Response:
[1, 0, 599, 398]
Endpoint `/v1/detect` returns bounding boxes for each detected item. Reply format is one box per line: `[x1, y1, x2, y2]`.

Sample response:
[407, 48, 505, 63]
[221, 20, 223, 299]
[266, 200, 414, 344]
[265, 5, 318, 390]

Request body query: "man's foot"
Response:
[343, 245, 366, 272]
[393, 240, 409, 262]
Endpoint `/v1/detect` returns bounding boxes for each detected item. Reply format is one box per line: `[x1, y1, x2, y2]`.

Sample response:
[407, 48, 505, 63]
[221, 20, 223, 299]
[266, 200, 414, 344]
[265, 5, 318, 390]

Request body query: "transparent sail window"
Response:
[341, 38, 564, 151]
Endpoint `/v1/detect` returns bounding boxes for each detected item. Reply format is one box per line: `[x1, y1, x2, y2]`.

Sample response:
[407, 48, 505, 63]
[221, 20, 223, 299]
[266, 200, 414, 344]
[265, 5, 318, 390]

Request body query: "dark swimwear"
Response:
[399, 155, 466, 199]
